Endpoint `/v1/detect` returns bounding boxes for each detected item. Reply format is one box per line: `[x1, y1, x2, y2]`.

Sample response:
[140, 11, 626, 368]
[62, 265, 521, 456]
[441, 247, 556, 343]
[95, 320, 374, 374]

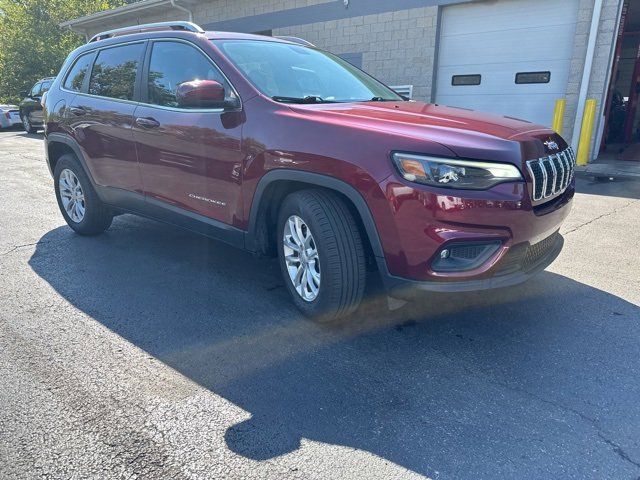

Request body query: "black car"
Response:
[19, 77, 55, 133]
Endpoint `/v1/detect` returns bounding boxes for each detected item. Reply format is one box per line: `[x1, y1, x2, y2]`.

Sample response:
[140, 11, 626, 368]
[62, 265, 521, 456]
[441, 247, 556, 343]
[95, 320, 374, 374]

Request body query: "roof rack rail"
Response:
[88, 21, 204, 43]
[274, 36, 315, 47]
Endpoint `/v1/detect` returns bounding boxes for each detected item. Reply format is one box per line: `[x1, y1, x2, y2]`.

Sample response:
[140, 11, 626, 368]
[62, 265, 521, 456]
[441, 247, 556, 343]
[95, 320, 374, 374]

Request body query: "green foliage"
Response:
[0, 0, 124, 103]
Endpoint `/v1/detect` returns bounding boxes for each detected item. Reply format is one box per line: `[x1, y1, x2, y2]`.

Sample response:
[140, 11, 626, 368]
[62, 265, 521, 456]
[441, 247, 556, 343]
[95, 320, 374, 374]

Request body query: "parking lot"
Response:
[0, 128, 639, 479]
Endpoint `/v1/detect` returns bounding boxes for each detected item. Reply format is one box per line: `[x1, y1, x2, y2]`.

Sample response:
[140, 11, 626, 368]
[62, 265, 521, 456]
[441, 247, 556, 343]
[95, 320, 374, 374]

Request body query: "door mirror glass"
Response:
[176, 80, 226, 109]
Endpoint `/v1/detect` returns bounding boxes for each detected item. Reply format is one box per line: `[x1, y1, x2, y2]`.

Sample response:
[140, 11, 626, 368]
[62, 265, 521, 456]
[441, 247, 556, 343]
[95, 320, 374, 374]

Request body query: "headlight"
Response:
[391, 152, 523, 190]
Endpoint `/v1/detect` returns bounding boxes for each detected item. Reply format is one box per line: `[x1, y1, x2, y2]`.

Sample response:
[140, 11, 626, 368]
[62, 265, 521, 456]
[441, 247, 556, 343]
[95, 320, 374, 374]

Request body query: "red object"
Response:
[176, 79, 225, 108]
[43, 30, 574, 292]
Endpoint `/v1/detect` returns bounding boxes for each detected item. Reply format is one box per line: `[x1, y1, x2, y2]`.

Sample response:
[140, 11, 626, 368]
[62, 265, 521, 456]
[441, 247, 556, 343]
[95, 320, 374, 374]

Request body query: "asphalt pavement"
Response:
[1, 128, 639, 479]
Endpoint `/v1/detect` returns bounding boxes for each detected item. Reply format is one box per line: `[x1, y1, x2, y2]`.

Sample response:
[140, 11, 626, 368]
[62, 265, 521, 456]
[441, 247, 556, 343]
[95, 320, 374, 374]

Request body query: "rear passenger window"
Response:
[64, 53, 94, 92]
[147, 41, 233, 108]
[89, 43, 144, 100]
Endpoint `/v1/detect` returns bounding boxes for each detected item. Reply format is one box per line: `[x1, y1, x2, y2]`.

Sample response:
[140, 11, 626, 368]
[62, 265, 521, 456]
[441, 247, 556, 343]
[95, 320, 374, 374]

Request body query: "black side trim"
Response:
[97, 186, 244, 247]
[245, 169, 389, 270]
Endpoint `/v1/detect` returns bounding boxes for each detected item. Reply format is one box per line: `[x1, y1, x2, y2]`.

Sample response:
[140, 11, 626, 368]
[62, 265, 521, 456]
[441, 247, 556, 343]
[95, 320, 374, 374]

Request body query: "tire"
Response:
[277, 189, 366, 322]
[21, 112, 37, 134]
[54, 154, 113, 235]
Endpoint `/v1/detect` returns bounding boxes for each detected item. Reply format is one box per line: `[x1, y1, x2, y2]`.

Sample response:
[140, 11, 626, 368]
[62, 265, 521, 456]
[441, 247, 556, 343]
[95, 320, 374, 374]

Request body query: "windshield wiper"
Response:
[272, 95, 331, 104]
[370, 96, 404, 102]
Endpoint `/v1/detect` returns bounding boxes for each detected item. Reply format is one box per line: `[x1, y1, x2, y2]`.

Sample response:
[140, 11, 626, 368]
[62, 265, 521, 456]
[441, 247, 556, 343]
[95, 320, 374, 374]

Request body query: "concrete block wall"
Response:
[274, 7, 439, 101]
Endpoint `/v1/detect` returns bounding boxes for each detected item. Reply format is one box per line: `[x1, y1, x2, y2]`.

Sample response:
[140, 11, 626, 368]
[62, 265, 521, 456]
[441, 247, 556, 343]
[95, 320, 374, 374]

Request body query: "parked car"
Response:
[43, 22, 575, 321]
[19, 77, 54, 133]
[0, 104, 22, 129]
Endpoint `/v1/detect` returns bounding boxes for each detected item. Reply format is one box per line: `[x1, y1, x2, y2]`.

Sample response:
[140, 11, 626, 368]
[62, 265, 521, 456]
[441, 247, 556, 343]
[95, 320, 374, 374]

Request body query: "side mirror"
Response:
[176, 80, 229, 109]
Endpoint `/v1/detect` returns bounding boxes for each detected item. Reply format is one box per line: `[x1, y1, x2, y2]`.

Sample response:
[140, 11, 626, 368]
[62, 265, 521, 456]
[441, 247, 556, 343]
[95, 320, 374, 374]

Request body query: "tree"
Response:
[0, 0, 124, 103]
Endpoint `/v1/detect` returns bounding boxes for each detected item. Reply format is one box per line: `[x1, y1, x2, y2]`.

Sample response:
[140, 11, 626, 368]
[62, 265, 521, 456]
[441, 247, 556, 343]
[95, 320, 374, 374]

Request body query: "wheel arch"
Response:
[245, 170, 388, 272]
[46, 133, 95, 185]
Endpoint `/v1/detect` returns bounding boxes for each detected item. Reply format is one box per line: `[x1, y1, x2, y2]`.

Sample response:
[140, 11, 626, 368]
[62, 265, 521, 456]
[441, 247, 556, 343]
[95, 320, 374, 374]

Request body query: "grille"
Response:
[491, 232, 560, 276]
[522, 232, 560, 271]
[450, 245, 487, 260]
[526, 147, 575, 202]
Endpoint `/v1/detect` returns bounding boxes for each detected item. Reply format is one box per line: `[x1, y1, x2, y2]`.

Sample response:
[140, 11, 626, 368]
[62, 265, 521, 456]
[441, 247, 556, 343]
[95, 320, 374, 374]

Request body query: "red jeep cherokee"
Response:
[44, 22, 574, 320]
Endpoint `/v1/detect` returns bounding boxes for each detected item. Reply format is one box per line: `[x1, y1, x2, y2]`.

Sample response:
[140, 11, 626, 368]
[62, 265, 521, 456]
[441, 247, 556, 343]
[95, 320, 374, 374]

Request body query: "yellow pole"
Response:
[576, 99, 597, 166]
[551, 99, 566, 135]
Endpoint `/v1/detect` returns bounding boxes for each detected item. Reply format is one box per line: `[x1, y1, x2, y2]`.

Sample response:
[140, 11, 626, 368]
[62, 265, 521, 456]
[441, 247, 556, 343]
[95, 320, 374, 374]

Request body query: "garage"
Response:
[435, 0, 581, 127]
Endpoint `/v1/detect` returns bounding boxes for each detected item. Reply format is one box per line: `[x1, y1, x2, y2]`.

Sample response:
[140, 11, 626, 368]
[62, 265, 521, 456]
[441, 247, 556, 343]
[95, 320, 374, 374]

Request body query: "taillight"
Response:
[4, 112, 9, 119]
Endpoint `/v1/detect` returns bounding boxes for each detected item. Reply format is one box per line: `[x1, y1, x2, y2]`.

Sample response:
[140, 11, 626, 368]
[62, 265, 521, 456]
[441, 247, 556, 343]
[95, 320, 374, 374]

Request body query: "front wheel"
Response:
[277, 189, 366, 322]
[21, 113, 37, 133]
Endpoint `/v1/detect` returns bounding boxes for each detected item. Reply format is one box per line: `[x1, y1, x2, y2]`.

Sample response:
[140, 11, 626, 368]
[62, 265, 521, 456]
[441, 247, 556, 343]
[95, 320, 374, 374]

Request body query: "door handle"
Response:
[68, 106, 86, 116]
[135, 117, 160, 129]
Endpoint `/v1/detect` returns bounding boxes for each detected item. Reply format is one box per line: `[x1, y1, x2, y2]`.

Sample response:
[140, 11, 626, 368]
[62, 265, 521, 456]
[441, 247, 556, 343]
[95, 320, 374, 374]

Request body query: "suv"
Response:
[20, 77, 54, 133]
[43, 22, 575, 321]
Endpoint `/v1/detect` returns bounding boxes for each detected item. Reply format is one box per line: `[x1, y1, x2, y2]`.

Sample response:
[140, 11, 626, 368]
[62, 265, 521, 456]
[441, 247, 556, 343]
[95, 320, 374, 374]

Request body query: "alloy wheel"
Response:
[283, 215, 321, 302]
[59, 168, 86, 223]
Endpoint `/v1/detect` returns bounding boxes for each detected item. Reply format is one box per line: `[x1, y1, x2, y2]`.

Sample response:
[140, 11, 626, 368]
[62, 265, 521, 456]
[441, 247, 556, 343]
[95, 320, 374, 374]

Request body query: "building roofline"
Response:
[60, 0, 173, 29]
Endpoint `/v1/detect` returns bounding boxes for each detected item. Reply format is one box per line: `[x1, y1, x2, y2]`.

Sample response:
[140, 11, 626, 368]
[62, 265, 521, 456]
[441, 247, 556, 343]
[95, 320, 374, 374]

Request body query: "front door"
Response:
[67, 42, 146, 193]
[133, 40, 244, 226]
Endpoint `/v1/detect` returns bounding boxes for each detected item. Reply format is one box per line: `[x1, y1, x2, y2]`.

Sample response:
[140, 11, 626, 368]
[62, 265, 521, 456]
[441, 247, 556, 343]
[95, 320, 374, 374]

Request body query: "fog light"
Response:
[432, 241, 502, 273]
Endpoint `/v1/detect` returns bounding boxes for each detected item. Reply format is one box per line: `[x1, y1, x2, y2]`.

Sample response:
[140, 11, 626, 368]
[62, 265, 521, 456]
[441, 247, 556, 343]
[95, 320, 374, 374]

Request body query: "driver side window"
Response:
[147, 41, 235, 108]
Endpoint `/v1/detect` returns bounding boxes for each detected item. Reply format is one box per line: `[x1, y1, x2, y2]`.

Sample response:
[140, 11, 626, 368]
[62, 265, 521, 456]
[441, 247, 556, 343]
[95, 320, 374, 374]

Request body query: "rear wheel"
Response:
[21, 113, 36, 133]
[54, 154, 113, 235]
[277, 189, 366, 322]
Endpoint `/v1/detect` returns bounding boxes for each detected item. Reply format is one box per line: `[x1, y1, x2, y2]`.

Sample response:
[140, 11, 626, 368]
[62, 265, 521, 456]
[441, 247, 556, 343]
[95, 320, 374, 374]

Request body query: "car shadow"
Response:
[28, 216, 640, 478]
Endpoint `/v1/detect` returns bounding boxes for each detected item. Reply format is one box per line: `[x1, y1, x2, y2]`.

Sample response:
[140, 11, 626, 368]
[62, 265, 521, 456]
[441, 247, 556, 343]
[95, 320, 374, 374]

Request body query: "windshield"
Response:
[214, 39, 403, 103]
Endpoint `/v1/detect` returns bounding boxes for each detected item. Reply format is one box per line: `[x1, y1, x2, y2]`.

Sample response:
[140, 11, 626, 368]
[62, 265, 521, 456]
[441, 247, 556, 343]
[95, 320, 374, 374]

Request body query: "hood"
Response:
[287, 101, 566, 163]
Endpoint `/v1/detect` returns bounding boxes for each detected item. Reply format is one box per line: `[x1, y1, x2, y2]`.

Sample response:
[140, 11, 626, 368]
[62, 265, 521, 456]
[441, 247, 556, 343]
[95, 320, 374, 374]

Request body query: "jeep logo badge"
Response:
[544, 140, 559, 151]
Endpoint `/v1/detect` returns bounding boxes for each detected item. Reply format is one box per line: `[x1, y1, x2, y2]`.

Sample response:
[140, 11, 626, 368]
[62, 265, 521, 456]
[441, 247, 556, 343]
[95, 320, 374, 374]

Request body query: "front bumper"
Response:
[384, 231, 563, 299]
[375, 174, 573, 286]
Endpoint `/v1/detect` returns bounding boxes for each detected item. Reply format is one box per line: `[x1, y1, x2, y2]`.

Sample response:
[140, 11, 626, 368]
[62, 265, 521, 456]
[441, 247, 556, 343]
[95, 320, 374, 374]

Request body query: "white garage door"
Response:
[435, 0, 580, 127]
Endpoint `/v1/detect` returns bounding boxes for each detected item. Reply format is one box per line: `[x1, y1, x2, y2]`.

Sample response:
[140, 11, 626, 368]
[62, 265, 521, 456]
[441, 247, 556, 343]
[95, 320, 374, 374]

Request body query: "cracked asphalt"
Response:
[1, 128, 640, 479]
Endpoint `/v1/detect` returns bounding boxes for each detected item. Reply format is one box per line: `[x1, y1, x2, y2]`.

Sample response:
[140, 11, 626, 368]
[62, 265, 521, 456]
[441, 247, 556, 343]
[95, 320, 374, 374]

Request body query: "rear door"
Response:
[133, 39, 244, 226]
[66, 42, 146, 193]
